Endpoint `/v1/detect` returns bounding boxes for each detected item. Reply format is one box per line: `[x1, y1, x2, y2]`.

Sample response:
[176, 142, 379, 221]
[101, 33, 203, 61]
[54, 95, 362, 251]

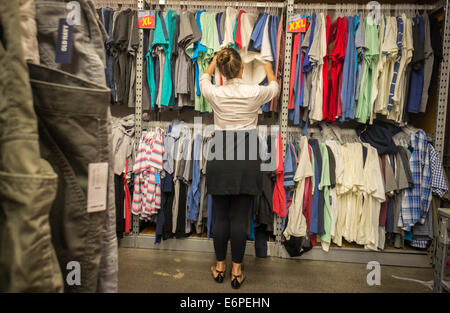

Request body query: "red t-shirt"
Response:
[235, 10, 246, 50]
[273, 132, 286, 217]
[328, 17, 348, 123]
[336, 18, 348, 119]
[289, 32, 301, 110]
[322, 15, 331, 121]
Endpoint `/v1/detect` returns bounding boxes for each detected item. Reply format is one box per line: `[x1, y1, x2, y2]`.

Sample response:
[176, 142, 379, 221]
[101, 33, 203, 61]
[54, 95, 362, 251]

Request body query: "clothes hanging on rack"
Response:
[132, 6, 284, 113]
[281, 123, 447, 253]
[113, 119, 280, 244]
[0, 0, 63, 293]
[18, 0, 120, 293]
[288, 10, 438, 126]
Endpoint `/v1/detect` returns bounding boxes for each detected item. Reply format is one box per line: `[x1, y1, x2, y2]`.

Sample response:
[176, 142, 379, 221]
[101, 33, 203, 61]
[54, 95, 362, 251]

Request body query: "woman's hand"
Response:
[264, 61, 276, 83]
[205, 54, 218, 76]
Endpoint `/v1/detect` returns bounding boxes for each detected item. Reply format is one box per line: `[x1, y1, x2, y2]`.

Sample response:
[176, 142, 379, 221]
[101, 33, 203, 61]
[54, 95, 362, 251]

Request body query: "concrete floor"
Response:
[118, 248, 434, 293]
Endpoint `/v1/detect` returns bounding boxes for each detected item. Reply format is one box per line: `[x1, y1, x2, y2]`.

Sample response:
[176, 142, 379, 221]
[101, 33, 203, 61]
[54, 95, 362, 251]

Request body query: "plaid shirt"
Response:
[428, 144, 448, 197]
[400, 130, 432, 231]
[410, 144, 447, 249]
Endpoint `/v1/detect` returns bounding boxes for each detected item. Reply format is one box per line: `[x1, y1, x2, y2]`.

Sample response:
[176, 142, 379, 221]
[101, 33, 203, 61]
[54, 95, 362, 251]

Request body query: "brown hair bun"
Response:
[215, 48, 242, 80]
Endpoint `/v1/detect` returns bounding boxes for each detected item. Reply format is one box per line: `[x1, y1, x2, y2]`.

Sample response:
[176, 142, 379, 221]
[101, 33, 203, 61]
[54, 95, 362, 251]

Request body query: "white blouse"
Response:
[199, 73, 279, 130]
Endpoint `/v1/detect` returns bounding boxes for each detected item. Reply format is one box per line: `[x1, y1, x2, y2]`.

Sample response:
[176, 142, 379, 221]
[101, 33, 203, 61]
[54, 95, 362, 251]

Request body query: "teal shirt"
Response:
[146, 10, 177, 108]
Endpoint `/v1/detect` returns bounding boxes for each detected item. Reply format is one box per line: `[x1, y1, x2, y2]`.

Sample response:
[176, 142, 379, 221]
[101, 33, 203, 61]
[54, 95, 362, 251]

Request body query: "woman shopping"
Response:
[199, 48, 279, 289]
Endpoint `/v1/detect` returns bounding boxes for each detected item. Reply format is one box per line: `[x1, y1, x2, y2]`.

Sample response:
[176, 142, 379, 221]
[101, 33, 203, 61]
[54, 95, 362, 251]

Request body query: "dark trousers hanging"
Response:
[115, 174, 125, 239]
[175, 182, 188, 238]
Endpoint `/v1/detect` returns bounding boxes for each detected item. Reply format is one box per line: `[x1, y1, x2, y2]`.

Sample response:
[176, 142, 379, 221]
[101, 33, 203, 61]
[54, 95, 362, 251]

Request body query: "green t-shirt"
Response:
[355, 16, 380, 123]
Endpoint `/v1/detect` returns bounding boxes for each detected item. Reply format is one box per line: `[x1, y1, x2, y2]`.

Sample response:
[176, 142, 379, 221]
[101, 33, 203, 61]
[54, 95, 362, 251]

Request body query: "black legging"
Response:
[212, 195, 252, 264]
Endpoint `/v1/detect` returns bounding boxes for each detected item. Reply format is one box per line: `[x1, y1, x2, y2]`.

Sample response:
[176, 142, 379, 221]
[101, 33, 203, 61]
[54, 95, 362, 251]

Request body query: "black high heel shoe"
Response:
[211, 264, 226, 283]
[231, 272, 246, 289]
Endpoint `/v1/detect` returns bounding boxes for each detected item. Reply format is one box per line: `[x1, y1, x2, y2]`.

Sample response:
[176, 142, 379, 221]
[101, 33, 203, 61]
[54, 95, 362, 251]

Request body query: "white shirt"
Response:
[283, 136, 312, 240]
[199, 73, 279, 130]
[222, 7, 238, 47]
[240, 13, 267, 85]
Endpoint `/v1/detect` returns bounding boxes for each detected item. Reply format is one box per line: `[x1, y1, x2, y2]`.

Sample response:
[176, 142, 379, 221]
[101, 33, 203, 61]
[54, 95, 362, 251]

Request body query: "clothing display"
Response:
[288, 11, 437, 127]
[141, 7, 283, 113]
[2, 0, 450, 294]
[281, 123, 447, 252]
[114, 119, 279, 242]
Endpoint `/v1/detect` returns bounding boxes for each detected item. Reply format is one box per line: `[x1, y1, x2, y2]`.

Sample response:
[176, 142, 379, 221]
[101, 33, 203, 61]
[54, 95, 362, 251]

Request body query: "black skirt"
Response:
[206, 129, 263, 196]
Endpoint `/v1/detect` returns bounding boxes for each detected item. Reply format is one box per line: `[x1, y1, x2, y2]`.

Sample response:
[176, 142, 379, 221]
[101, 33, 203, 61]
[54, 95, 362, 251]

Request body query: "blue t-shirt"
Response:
[283, 142, 297, 188]
[248, 12, 268, 52]
[340, 16, 357, 122]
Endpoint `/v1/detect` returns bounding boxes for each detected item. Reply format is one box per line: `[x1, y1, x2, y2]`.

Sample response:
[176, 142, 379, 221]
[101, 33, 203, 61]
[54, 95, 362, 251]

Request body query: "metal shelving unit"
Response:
[117, 0, 450, 268]
[434, 208, 450, 292]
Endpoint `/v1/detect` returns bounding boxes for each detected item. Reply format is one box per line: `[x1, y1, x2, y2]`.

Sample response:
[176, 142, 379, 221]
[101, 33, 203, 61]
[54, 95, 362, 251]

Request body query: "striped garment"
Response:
[399, 130, 432, 231]
[410, 144, 446, 249]
[387, 16, 404, 111]
[132, 128, 165, 220]
[428, 144, 448, 197]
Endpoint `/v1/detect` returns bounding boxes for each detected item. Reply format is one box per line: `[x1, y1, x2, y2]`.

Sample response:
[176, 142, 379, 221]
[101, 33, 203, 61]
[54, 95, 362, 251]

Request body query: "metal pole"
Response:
[275, 0, 294, 258]
[132, 0, 145, 236]
[435, 0, 450, 161]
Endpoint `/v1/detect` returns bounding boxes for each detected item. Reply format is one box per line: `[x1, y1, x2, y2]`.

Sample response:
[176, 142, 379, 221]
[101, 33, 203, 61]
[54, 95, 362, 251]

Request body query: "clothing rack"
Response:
[280, 0, 448, 161]
[118, 0, 450, 268]
[144, 120, 280, 131]
[92, 0, 138, 8]
[293, 3, 436, 11]
[145, 0, 285, 8]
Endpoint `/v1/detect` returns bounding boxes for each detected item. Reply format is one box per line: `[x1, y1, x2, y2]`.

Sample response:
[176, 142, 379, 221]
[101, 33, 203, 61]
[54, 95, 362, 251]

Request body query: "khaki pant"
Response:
[30, 62, 116, 293]
[0, 0, 63, 293]
[33, 0, 118, 293]
[0, 0, 118, 292]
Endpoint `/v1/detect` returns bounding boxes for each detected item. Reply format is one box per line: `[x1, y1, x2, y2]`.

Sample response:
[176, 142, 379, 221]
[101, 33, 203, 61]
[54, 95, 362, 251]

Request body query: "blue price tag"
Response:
[55, 19, 74, 64]
[155, 173, 161, 184]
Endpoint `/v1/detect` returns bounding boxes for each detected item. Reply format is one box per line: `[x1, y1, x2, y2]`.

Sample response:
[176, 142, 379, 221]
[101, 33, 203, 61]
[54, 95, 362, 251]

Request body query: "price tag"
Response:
[155, 172, 161, 185]
[288, 14, 307, 33]
[87, 163, 108, 213]
[138, 10, 156, 29]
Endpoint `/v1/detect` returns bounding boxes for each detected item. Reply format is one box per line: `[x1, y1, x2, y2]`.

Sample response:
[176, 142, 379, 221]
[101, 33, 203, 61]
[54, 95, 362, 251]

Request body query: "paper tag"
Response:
[137, 10, 156, 29]
[55, 19, 74, 64]
[155, 172, 161, 185]
[288, 14, 307, 33]
[87, 162, 108, 213]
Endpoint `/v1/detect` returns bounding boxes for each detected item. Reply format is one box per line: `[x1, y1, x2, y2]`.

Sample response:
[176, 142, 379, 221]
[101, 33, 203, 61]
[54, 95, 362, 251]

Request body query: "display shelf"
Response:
[123, 0, 450, 269]
[120, 234, 280, 257]
[120, 234, 431, 267]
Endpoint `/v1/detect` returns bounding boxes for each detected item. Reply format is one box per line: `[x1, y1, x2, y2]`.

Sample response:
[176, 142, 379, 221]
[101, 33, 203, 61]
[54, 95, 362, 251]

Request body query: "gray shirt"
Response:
[419, 13, 434, 113]
[355, 17, 366, 102]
